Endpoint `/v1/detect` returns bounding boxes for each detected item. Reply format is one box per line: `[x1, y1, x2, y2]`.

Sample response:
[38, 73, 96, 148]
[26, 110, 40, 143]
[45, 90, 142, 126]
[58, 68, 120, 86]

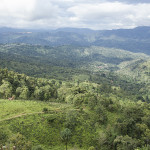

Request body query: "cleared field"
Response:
[0, 99, 75, 150]
[0, 99, 70, 121]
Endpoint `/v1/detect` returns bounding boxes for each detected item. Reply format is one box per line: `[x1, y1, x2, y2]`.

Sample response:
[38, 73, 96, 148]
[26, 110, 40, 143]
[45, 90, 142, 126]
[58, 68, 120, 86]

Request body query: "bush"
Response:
[88, 146, 95, 150]
[42, 107, 48, 113]
[47, 115, 57, 123]
[0, 128, 8, 144]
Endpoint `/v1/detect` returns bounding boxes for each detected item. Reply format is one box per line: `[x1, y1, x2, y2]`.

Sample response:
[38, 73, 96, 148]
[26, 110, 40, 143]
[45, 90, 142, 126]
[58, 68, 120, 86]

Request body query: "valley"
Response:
[0, 27, 150, 150]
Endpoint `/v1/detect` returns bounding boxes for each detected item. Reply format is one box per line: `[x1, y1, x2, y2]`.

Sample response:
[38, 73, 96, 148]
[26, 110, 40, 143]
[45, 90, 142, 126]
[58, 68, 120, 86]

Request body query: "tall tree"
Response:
[60, 128, 72, 150]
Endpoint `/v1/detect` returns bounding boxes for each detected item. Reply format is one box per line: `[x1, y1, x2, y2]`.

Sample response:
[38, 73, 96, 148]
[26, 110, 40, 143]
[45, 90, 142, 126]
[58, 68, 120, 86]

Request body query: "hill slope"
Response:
[0, 26, 150, 55]
[0, 44, 149, 78]
[0, 91, 150, 149]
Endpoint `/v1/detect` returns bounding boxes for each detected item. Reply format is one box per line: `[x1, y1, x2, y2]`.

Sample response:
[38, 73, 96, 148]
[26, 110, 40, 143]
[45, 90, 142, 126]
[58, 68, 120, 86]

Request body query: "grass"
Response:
[0, 99, 88, 150]
[0, 99, 70, 121]
[0, 99, 122, 150]
[0, 99, 76, 149]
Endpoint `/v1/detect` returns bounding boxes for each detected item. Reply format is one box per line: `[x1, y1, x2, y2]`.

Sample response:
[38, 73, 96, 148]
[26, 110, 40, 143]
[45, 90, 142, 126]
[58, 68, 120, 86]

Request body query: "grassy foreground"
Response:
[0, 99, 79, 150]
[0, 99, 69, 121]
[0, 99, 150, 150]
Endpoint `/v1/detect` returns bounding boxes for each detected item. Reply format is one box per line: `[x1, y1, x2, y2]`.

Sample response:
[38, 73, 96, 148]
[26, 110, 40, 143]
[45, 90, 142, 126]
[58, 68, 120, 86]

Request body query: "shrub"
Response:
[42, 107, 48, 113]
[88, 146, 95, 150]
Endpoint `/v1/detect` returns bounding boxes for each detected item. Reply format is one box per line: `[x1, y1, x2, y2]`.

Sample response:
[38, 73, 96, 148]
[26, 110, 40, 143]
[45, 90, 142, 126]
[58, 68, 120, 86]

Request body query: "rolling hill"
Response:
[0, 26, 150, 55]
[0, 44, 149, 75]
[0, 43, 149, 101]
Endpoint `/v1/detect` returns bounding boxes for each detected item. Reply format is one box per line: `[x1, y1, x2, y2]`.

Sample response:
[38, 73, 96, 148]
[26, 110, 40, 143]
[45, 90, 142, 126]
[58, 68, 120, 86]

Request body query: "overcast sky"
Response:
[0, 0, 150, 30]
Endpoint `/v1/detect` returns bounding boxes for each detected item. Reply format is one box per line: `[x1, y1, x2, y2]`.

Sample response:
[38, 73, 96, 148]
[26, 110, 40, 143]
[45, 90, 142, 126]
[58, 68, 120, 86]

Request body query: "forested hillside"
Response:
[0, 68, 145, 102]
[0, 68, 150, 149]
[0, 44, 149, 78]
[0, 26, 150, 55]
[0, 43, 150, 101]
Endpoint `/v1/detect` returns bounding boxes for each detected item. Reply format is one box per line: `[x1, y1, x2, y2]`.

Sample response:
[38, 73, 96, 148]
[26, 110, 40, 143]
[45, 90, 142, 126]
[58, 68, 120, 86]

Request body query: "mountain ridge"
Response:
[0, 26, 150, 55]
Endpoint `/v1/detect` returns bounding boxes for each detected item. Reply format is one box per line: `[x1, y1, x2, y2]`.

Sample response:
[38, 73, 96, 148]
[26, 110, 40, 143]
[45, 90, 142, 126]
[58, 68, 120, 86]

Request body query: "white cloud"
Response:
[68, 2, 150, 29]
[29, 0, 60, 21]
[0, 0, 150, 29]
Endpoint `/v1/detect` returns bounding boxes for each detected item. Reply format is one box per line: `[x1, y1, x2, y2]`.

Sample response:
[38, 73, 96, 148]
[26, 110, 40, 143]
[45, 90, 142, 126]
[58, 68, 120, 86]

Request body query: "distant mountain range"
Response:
[0, 26, 150, 55]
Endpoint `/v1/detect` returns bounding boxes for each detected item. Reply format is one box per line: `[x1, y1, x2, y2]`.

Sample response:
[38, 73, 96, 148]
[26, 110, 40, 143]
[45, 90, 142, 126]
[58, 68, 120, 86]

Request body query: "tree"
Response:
[0, 80, 12, 98]
[8, 133, 32, 150]
[65, 110, 78, 130]
[94, 105, 107, 124]
[60, 128, 72, 150]
[113, 135, 137, 150]
[34, 87, 44, 100]
[18, 86, 29, 99]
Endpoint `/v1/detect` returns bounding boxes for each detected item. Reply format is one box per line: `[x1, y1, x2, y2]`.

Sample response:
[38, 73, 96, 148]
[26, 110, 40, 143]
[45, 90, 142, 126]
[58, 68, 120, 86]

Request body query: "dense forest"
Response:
[0, 43, 149, 100]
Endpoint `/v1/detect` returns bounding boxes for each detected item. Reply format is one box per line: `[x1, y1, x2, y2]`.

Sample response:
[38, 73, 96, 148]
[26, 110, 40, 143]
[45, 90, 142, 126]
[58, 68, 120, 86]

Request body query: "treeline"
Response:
[0, 68, 114, 102]
[0, 68, 60, 100]
[0, 68, 149, 103]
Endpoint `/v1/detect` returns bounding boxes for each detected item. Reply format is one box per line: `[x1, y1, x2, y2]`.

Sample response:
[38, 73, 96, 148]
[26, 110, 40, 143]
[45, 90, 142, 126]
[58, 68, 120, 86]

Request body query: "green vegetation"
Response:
[61, 128, 72, 150]
[1, 26, 150, 55]
[0, 66, 150, 149]
[0, 95, 150, 149]
[0, 44, 149, 100]
[0, 68, 59, 100]
[0, 44, 149, 80]
[0, 42, 150, 149]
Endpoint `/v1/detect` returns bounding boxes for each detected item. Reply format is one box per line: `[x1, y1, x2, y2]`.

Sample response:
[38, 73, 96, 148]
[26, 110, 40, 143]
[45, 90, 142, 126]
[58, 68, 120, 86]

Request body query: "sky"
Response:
[0, 0, 150, 30]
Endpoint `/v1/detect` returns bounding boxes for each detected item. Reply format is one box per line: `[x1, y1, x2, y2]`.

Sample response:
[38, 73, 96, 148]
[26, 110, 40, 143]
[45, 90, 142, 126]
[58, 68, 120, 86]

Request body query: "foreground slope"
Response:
[1, 96, 150, 149]
[0, 69, 150, 149]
